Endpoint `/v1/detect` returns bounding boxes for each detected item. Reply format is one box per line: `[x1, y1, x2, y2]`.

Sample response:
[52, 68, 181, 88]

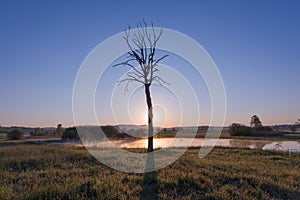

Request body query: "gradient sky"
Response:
[0, 0, 300, 127]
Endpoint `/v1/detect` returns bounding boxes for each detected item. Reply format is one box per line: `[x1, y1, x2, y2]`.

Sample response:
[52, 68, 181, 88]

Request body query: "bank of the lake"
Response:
[1, 137, 300, 153]
[0, 145, 299, 199]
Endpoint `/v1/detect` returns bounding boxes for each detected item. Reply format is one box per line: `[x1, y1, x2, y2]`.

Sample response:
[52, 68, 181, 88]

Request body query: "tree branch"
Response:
[114, 21, 169, 89]
[112, 61, 144, 76]
[153, 54, 169, 66]
[152, 76, 169, 85]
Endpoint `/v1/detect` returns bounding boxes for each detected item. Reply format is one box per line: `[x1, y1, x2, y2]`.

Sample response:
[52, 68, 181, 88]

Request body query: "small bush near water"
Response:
[6, 129, 24, 140]
[229, 123, 253, 136]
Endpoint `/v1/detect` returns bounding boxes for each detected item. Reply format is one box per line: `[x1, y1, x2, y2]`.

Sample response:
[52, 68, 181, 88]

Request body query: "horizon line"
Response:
[0, 123, 296, 129]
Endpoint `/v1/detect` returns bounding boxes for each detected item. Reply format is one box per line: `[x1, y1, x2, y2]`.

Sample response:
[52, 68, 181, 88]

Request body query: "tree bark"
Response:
[145, 83, 153, 152]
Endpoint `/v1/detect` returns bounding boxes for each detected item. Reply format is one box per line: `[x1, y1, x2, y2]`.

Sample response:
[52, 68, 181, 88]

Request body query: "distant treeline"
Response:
[0, 126, 55, 135]
[2, 123, 299, 141]
[61, 126, 135, 141]
[228, 123, 275, 136]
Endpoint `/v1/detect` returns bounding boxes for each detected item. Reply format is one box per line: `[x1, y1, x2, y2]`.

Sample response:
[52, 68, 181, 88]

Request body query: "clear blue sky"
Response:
[0, 0, 299, 127]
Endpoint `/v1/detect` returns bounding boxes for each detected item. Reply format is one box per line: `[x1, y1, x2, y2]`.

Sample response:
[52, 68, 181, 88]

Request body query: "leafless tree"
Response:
[113, 22, 168, 152]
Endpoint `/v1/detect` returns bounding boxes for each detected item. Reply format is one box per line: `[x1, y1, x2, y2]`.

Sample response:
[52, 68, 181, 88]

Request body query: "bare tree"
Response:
[113, 22, 168, 152]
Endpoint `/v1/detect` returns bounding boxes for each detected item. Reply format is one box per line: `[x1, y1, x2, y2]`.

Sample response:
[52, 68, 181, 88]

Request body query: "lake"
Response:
[77, 138, 300, 152]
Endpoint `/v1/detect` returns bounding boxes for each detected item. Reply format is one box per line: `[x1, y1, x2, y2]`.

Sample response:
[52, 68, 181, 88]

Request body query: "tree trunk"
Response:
[145, 83, 153, 152]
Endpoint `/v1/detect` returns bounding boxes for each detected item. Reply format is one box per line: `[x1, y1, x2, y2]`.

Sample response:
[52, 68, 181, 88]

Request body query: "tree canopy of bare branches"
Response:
[113, 21, 169, 90]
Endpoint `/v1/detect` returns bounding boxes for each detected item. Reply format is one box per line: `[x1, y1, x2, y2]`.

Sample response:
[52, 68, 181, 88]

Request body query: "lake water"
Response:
[76, 138, 300, 152]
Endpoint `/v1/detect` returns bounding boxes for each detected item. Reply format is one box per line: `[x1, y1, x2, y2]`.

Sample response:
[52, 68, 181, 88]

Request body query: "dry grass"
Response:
[0, 145, 299, 199]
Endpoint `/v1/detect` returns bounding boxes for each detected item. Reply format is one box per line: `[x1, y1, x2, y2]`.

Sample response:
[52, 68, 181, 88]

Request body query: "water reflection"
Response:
[262, 141, 300, 152]
[81, 138, 300, 152]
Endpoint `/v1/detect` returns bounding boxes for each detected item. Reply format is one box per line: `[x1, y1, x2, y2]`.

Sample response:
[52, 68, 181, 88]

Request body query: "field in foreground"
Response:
[0, 145, 299, 199]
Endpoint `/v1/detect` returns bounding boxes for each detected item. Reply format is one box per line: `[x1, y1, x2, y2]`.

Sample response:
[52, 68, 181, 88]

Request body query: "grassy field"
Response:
[0, 145, 299, 199]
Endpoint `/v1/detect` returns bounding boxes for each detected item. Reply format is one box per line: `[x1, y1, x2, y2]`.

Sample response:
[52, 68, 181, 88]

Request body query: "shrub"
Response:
[229, 123, 253, 136]
[254, 126, 273, 132]
[101, 126, 122, 137]
[62, 127, 80, 140]
[30, 127, 54, 136]
[7, 129, 25, 140]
